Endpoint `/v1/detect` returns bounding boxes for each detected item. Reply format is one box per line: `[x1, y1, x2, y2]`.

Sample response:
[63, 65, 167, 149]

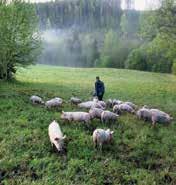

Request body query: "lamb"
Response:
[101, 111, 119, 124]
[30, 95, 44, 105]
[150, 109, 173, 126]
[60, 111, 91, 124]
[93, 129, 114, 150]
[45, 97, 63, 109]
[89, 108, 104, 120]
[113, 103, 135, 114]
[48, 120, 66, 153]
[70, 97, 82, 105]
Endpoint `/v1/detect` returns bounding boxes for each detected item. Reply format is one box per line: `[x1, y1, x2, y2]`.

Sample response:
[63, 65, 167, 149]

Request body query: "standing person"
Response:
[95, 76, 105, 101]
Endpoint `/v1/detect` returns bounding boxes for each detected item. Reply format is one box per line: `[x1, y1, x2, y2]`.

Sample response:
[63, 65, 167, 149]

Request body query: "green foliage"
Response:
[35, 0, 122, 30]
[99, 30, 140, 68]
[125, 46, 147, 71]
[172, 60, 176, 75]
[35, 0, 176, 74]
[99, 30, 120, 68]
[126, 34, 175, 73]
[1, 65, 176, 184]
[139, 11, 158, 41]
[81, 36, 99, 67]
[135, 0, 176, 73]
[0, 0, 40, 80]
[120, 10, 140, 38]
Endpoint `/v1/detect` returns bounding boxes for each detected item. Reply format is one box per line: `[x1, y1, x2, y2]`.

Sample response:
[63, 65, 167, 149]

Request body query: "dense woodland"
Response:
[35, 0, 141, 69]
[36, 0, 122, 30]
[35, 0, 176, 74]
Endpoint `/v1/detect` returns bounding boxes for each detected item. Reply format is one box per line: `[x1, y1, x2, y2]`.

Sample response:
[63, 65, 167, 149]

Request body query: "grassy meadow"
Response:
[0, 64, 176, 185]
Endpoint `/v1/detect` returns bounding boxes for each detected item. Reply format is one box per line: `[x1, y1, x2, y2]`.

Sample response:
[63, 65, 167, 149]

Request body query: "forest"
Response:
[36, 0, 141, 69]
[0, 0, 176, 79]
[35, 0, 176, 74]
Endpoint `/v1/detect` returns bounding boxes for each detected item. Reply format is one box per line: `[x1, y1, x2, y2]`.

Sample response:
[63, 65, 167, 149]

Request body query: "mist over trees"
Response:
[35, 0, 176, 74]
[36, 0, 142, 69]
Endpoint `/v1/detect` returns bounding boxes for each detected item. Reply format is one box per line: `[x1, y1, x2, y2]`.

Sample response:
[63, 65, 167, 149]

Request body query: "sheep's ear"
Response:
[111, 131, 114, 134]
[61, 111, 64, 114]
[107, 129, 110, 132]
[55, 137, 59, 141]
[171, 117, 173, 120]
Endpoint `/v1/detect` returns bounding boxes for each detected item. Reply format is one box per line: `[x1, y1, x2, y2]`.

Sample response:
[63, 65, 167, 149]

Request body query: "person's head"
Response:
[96, 76, 100, 81]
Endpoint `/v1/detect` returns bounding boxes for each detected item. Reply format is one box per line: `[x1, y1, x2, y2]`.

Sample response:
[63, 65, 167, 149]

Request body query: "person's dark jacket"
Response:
[95, 80, 105, 96]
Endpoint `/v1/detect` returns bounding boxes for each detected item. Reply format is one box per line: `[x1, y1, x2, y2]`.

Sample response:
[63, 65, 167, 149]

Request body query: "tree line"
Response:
[37, 0, 176, 74]
[36, 0, 122, 30]
[127, 0, 176, 73]
[36, 0, 141, 69]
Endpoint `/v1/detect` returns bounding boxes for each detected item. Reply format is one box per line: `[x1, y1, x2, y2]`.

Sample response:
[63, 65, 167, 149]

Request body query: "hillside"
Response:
[0, 65, 176, 184]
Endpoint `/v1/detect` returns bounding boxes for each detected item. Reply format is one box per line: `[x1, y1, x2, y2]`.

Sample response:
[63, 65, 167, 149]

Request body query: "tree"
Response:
[135, 0, 176, 73]
[0, 0, 40, 80]
[125, 46, 148, 71]
[91, 39, 99, 67]
[125, 33, 175, 73]
[120, 10, 140, 38]
[99, 30, 120, 67]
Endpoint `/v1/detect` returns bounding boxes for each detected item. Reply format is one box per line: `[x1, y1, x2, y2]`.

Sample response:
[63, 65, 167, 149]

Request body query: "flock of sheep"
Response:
[30, 95, 173, 152]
